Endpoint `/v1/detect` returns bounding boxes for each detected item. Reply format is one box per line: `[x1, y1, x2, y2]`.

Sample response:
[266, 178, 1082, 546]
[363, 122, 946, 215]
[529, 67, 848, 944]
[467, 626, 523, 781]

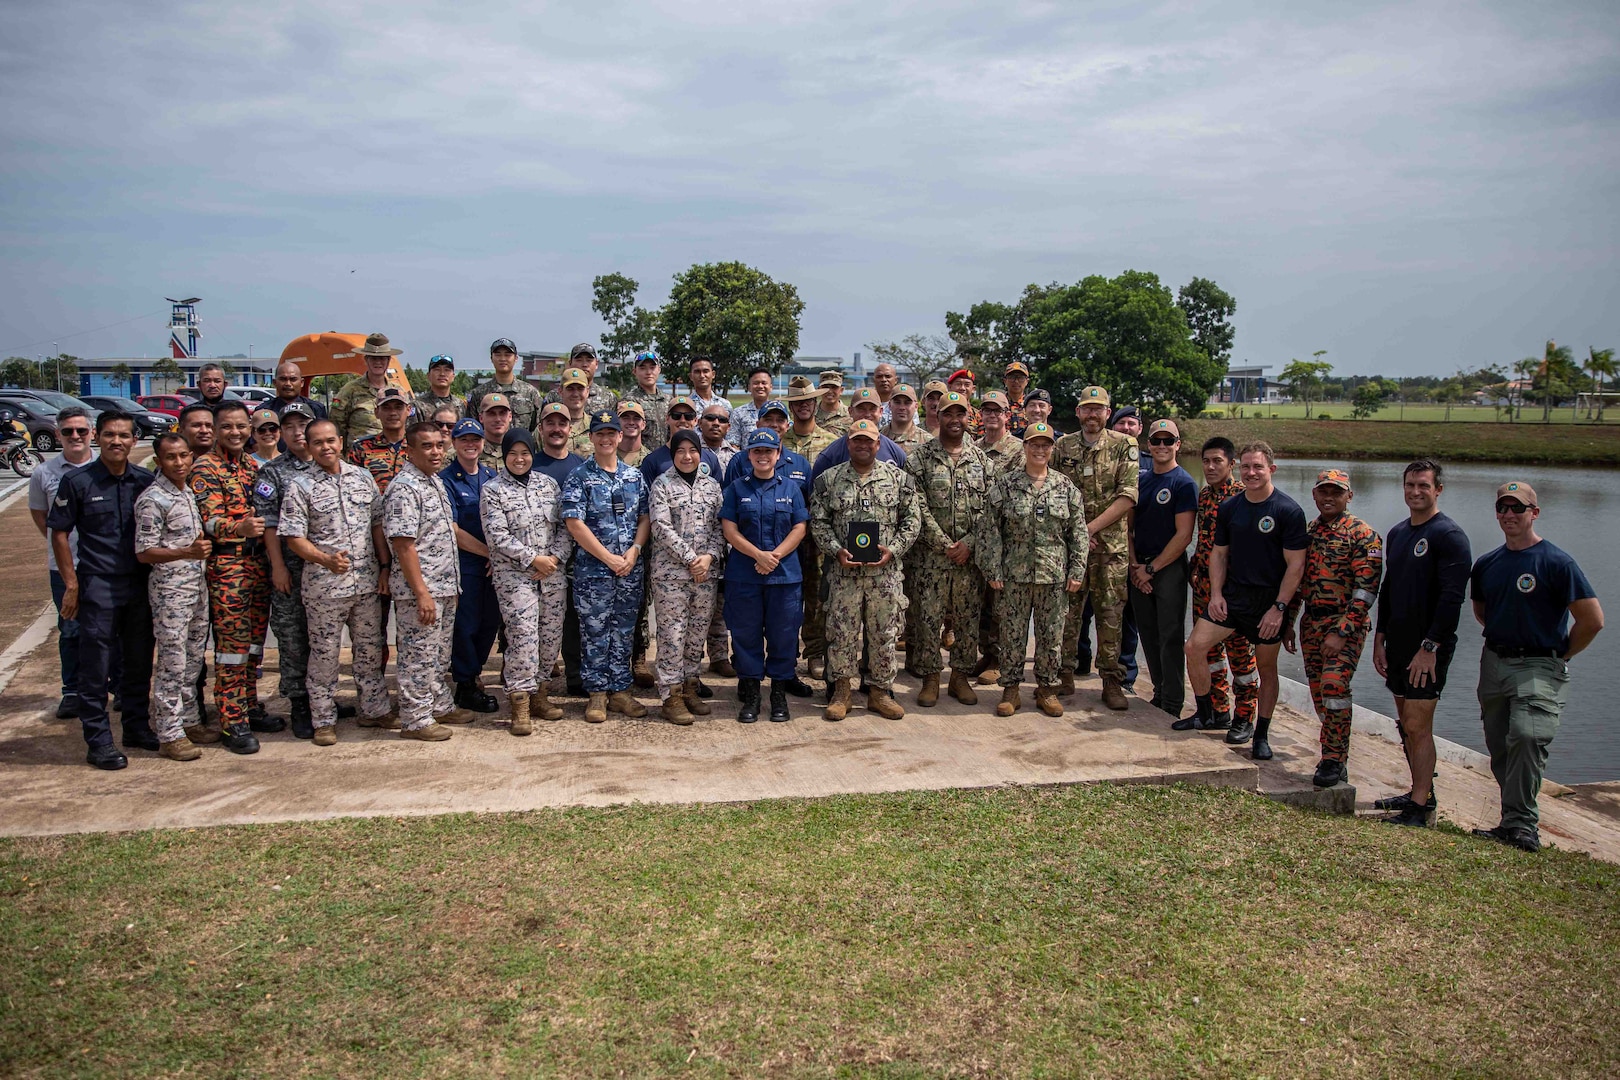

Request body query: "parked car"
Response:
[10, 388, 101, 421]
[136, 393, 191, 418]
[174, 387, 245, 404]
[81, 396, 174, 439]
[228, 385, 276, 405]
[0, 395, 65, 450]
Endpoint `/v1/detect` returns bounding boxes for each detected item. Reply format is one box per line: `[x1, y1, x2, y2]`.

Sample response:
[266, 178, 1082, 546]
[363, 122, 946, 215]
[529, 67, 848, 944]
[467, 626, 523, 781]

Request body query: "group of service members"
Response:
[38, 336, 1602, 854]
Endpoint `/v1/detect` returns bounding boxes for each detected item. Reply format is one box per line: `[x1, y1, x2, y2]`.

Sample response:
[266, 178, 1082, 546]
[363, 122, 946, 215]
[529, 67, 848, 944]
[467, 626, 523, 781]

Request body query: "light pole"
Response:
[52, 342, 59, 391]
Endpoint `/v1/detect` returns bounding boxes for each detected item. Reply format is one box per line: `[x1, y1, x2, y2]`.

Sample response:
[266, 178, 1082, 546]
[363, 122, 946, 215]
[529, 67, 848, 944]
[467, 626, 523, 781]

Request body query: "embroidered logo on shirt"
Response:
[1414, 538, 1429, 557]
[1155, 488, 1171, 505]
[1516, 573, 1537, 594]
[1258, 515, 1275, 534]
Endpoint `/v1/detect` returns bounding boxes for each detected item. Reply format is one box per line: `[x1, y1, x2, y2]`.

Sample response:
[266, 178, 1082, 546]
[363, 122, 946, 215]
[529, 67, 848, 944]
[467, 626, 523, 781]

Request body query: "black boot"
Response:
[1251, 716, 1273, 761]
[694, 679, 714, 700]
[455, 682, 499, 713]
[222, 723, 260, 755]
[248, 702, 286, 733]
[336, 701, 357, 719]
[778, 678, 815, 698]
[736, 678, 760, 724]
[121, 726, 161, 752]
[769, 681, 791, 722]
[289, 696, 314, 740]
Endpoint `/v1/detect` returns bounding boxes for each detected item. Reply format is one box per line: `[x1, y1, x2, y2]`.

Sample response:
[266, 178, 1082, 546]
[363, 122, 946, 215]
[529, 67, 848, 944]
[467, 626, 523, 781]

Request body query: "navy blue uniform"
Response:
[1212, 487, 1308, 644]
[721, 470, 810, 680]
[1471, 540, 1595, 655]
[809, 433, 906, 483]
[441, 459, 501, 687]
[560, 458, 648, 693]
[46, 460, 157, 750]
[1377, 512, 1471, 698]
[723, 444, 814, 503]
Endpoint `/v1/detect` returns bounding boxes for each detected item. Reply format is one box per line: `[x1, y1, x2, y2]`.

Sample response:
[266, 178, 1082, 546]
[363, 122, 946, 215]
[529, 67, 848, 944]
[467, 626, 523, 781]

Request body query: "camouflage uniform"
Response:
[190, 448, 269, 730]
[810, 461, 922, 691]
[620, 385, 670, 448]
[885, 422, 934, 653]
[543, 382, 618, 426]
[1005, 396, 1030, 439]
[567, 414, 594, 456]
[816, 400, 851, 436]
[880, 423, 930, 456]
[279, 462, 391, 728]
[648, 469, 725, 699]
[980, 433, 1025, 474]
[478, 438, 507, 473]
[1288, 512, 1384, 763]
[905, 438, 993, 677]
[1053, 429, 1139, 680]
[331, 376, 406, 445]
[470, 378, 546, 434]
[976, 470, 1088, 687]
[1194, 476, 1258, 723]
[480, 470, 572, 695]
[618, 442, 652, 469]
[975, 433, 1025, 671]
[414, 391, 465, 420]
[253, 453, 316, 703]
[384, 461, 462, 730]
[560, 458, 648, 694]
[135, 474, 210, 743]
[345, 433, 408, 495]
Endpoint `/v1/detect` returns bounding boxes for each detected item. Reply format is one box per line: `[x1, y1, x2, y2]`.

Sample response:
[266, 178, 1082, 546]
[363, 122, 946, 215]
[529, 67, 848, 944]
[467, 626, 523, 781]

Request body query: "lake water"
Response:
[1166, 457, 1617, 785]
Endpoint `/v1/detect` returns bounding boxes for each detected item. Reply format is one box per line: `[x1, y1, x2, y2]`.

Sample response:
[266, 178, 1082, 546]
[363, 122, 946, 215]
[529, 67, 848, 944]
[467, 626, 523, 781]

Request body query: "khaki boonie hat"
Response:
[786, 375, 822, 401]
[940, 391, 970, 414]
[922, 380, 948, 398]
[357, 332, 402, 356]
[980, 391, 1009, 409]
[1149, 419, 1180, 439]
[617, 401, 646, 419]
[561, 367, 588, 387]
[1079, 386, 1111, 407]
[1496, 481, 1537, 506]
[480, 393, 512, 413]
[1314, 468, 1351, 490]
[890, 384, 916, 401]
[819, 369, 844, 388]
[848, 419, 881, 441]
[1024, 422, 1057, 442]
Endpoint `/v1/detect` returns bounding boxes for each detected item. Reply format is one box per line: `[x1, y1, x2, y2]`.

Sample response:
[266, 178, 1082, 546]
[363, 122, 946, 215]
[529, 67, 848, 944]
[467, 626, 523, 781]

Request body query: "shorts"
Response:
[1213, 585, 1283, 646]
[1383, 636, 1454, 700]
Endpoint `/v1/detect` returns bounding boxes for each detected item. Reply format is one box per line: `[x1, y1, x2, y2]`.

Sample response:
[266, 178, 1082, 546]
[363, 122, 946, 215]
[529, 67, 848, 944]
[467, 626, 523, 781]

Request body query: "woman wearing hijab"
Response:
[480, 428, 572, 734]
[647, 429, 726, 724]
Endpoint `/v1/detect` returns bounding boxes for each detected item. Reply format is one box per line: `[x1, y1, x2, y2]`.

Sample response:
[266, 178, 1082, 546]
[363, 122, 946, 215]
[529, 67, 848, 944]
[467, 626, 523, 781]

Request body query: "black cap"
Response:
[490, 337, 517, 354]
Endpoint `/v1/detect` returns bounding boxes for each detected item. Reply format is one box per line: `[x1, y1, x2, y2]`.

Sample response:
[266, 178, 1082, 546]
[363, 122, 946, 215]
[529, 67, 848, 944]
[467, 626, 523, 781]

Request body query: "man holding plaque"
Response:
[810, 420, 922, 722]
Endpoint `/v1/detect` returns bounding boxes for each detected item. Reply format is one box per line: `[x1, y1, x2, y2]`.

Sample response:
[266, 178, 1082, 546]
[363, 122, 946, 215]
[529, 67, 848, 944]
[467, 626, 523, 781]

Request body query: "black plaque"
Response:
[847, 521, 881, 563]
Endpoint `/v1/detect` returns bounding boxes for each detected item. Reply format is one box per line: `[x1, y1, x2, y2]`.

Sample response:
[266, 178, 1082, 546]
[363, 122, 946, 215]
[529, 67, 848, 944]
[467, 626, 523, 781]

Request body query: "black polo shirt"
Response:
[45, 459, 155, 577]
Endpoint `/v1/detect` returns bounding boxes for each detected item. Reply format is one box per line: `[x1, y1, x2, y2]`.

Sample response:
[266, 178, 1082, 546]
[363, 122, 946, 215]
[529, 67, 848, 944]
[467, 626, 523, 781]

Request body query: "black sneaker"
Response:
[1387, 806, 1431, 828]
[1375, 791, 1438, 813]
[1312, 760, 1348, 788]
[1171, 712, 1207, 731]
[1471, 825, 1511, 845]
[1506, 827, 1541, 853]
[1224, 719, 1255, 746]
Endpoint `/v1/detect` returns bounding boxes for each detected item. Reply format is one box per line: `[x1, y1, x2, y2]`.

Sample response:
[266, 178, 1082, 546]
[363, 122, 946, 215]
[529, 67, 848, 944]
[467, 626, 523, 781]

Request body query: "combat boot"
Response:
[867, 686, 905, 721]
[400, 722, 452, 742]
[585, 693, 608, 724]
[509, 692, 533, 736]
[633, 658, 656, 688]
[312, 724, 337, 747]
[996, 685, 1020, 717]
[436, 707, 476, 725]
[710, 657, 737, 678]
[359, 710, 400, 730]
[289, 695, 314, 740]
[1059, 670, 1075, 697]
[158, 736, 201, 762]
[248, 702, 286, 733]
[948, 670, 978, 705]
[977, 666, 1001, 686]
[608, 690, 647, 718]
[1035, 686, 1064, 717]
[736, 678, 761, 723]
[184, 723, 222, 745]
[533, 684, 564, 721]
[768, 681, 791, 722]
[683, 678, 711, 716]
[1101, 677, 1129, 711]
[805, 655, 825, 680]
[222, 723, 260, 755]
[824, 678, 851, 722]
[454, 681, 498, 713]
[916, 673, 940, 708]
[662, 691, 693, 726]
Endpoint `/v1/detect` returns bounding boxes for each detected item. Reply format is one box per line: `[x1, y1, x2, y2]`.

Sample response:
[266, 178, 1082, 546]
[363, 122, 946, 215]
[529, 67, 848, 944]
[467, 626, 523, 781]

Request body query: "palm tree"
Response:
[1512, 357, 1537, 421]
[1590, 347, 1617, 422]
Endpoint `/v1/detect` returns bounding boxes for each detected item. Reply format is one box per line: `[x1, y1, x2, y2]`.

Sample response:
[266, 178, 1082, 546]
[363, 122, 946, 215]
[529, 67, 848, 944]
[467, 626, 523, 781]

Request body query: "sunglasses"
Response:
[669, 413, 696, 421]
[702, 415, 728, 422]
[1495, 501, 1535, 515]
[60, 427, 91, 437]
[1148, 436, 1178, 446]
[433, 420, 454, 430]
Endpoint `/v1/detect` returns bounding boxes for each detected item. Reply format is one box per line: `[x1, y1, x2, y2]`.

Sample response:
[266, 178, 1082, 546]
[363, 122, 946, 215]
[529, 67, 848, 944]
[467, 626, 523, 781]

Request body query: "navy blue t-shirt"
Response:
[533, 450, 583, 486]
[1470, 539, 1595, 652]
[1213, 487, 1309, 591]
[1134, 465, 1198, 563]
[1377, 511, 1472, 645]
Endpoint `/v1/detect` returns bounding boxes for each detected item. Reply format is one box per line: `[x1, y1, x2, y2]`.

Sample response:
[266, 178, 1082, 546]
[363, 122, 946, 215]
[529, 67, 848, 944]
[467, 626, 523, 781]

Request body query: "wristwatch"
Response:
[1273, 601, 1288, 613]
[1420, 639, 1439, 653]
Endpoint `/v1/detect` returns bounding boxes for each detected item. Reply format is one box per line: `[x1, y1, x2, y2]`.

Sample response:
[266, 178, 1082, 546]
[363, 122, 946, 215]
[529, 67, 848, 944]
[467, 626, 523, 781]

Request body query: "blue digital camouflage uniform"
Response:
[254, 453, 316, 703]
[560, 457, 649, 694]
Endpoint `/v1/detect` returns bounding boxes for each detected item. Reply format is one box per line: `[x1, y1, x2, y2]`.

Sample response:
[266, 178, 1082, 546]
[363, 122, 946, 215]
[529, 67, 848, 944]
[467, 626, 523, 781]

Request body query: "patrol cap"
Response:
[279, 401, 316, 422]
[1024, 422, 1057, 443]
[588, 409, 622, 434]
[1148, 418, 1180, 439]
[1025, 387, 1052, 405]
[539, 402, 571, 422]
[923, 380, 949, 398]
[891, 383, 916, 401]
[818, 369, 844, 388]
[1004, 361, 1030, 376]
[848, 419, 881, 442]
[617, 401, 646, 419]
[480, 392, 512, 413]
[570, 342, 598, 360]
[948, 368, 975, 385]
[746, 428, 781, 450]
[429, 353, 456, 370]
[560, 367, 589, 388]
[376, 387, 411, 409]
[1496, 480, 1537, 506]
[759, 399, 790, 419]
[667, 395, 697, 416]
[1078, 385, 1112, 408]
[1314, 468, 1351, 490]
[489, 338, 517, 354]
[940, 392, 970, 414]
[979, 391, 1009, 410]
[453, 418, 484, 440]
[251, 409, 280, 429]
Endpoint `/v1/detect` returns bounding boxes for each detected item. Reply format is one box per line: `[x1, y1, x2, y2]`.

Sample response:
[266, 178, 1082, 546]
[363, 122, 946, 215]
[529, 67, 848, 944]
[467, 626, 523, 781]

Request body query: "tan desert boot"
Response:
[1060, 670, 1075, 697]
[662, 693, 693, 725]
[358, 710, 400, 730]
[509, 692, 533, 737]
[400, 723, 451, 742]
[1101, 677, 1129, 711]
[312, 725, 337, 746]
[824, 678, 851, 722]
[436, 707, 476, 725]
[916, 673, 940, 707]
[608, 690, 647, 718]
[1035, 686, 1064, 717]
[183, 723, 221, 745]
[976, 667, 1001, 686]
[996, 685, 1020, 717]
[682, 678, 711, 716]
[585, 693, 608, 724]
[948, 669, 978, 705]
[533, 685, 563, 721]
[159, 736, 201, 761]
[868, 686, 906, 720]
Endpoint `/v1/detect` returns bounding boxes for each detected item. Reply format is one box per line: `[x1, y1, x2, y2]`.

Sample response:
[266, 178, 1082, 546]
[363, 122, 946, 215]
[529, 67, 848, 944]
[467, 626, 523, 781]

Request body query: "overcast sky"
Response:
[2, 1, 1616, 378]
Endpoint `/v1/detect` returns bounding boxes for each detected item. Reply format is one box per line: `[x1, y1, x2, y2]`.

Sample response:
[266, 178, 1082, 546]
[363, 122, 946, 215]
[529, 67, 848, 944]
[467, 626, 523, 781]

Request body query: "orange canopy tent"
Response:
[277, 333, 412, 397]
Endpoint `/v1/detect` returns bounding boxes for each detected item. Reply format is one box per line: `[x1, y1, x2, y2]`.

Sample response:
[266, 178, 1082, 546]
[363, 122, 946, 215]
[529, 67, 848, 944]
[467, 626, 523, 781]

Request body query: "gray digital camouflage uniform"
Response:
[976, 469, 1088, 688]
[278, 461, 391, 728]
[384, 461, 462, 729]
[905, 438, 994, 677]
[648, 468, 726, 699]
[253, 453, 316, 702]
[134, 474, 210, 743]
[480, 469, 572, 695]
[810, 460, 922, 690]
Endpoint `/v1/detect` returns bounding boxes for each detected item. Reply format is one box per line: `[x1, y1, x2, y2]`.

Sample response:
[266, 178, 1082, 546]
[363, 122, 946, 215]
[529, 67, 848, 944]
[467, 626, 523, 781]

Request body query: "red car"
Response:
[136, 394, 190, 418]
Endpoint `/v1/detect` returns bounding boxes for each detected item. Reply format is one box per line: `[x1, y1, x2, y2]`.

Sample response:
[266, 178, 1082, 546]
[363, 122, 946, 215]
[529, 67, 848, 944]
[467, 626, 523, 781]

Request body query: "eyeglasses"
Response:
[1148, 436, 1178, 446]
[60, 427, 91, 437]
[1495, 501, 1535, 515]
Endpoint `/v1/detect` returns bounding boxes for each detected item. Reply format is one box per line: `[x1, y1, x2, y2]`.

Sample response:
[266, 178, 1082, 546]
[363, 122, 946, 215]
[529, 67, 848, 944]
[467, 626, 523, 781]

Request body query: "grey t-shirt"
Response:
[28, 452, 97, 573]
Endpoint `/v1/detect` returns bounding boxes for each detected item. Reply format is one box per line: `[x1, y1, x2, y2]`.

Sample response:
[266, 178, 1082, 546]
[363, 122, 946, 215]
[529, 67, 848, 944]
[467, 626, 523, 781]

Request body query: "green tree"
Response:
[1021, 270, 1223, 418]
[1510, 356, 1538, 420]
[1521, 341, 1578, 422]
[44, 354, 81, 393]
[402, 366, 429, 393]
[1585, 347, 1614, 421]
[657, 262, 804, 393]
[150, 356, 185, 391]
[1351, 382, 1386, 419]
[592, 273, 661, 364]
[1177, 277, 1237, 372]
[866, 333, 958, 389]
[945, 284, 1052, 379]
[1, 357, 37, 388]
[1280, 356, 1333, 419]
[1433, 380, 1464, 422]
[108, 362, 133, 391]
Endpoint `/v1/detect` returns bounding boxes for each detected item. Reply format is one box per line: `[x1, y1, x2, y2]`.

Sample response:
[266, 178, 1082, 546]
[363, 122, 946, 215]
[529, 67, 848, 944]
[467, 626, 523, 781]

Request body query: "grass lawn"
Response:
[1178, 417, 1620, 465]
[3, 785, 1617, 1078]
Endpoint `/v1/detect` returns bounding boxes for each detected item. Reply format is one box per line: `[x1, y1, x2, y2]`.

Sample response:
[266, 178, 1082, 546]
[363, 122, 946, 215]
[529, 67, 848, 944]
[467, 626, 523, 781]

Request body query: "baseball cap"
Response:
[570, 342, 599, 360]
[489, 338, 517, 354]
[480, 392, 512, 413]
[980, 391, 1008, 410]
[429, 354, 456, 370]
[376, 387, 410, 408]
[1148, 419, 1181, 439]
[1004, 361, 1030, 376]
[848, 419, 881, 442]
[891, 384, 916, 401]
[940, 392, 970, 414]
[1079, 386, 1112, 408]
[923, 380, 949, 398]
[540, 402, 571, 421]
[278, 402, 316, 421]
[851, 388, 879, 405]
[452, 418, 485, 440]
[560, 367, 588, 388]
[617, 401, 646, 419]
[1314, 468, 1351, 490]
[759, 399, 789, 419]
[251, 409, 280, 429]
[667, 395, 697, 416]
[1496, 481, 1537, 506]
[1025, 388, 1052, 405]
[746, 428, 781, 450]
[588, 409, 621, 434]
[1024, 422, 1057, 442]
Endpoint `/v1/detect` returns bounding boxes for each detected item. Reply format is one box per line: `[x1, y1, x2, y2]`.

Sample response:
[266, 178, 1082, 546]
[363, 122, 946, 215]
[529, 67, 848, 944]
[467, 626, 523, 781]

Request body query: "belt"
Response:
[1487, 642, 1560, 659]
[212, 539, 264, 555]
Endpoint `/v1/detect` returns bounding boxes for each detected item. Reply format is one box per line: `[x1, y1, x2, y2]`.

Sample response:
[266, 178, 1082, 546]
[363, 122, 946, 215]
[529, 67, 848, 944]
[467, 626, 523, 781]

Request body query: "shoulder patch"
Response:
[190, 476, 208, 494]
[254, 480, 276, 499]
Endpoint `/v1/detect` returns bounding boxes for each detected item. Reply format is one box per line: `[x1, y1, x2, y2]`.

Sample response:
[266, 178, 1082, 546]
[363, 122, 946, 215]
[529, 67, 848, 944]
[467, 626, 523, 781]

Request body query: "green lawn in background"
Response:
[3, 784, 1616, 1078]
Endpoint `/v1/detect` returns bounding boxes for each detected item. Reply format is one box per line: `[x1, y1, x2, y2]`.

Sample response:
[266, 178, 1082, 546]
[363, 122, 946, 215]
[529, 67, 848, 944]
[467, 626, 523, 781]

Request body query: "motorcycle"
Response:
[0, 426, 44, 477]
